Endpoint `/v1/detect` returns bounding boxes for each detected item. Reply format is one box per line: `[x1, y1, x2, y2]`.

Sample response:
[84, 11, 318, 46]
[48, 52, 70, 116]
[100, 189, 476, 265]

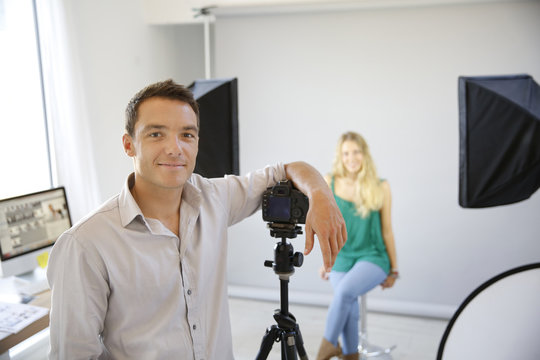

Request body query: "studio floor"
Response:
[229, 297, 448, 360]
[10, 297, 448, 360]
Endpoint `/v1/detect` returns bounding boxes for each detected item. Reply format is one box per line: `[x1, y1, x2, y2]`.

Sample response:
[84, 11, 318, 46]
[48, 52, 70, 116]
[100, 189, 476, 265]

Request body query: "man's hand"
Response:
[303, 188, 347, 271]
[284, 162, 347, 271]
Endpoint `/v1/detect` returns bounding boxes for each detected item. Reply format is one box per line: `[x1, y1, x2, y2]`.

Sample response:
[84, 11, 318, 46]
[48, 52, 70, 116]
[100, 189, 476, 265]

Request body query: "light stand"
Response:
[192, 6, 216, 79]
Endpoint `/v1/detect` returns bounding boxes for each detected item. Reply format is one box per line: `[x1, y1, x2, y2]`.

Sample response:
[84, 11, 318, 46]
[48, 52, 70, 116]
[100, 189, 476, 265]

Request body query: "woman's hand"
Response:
[381, 270, 399, 289]
[318, 265, 330, 280]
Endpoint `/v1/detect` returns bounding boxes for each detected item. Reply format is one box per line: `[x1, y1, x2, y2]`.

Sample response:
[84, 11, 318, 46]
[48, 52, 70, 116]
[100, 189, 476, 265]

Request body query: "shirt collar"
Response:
[118, 173, 202, 229]
[182, 176, 203, 210]
[118, 173, 144, 228]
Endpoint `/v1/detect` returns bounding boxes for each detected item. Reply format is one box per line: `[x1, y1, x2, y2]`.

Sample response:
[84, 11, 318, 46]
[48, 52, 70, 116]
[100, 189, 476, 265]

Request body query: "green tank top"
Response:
[331, 178, 390, 274]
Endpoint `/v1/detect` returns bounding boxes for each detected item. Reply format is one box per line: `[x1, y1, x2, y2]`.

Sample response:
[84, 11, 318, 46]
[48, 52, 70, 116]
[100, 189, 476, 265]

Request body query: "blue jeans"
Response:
[324, 261, 387, 354]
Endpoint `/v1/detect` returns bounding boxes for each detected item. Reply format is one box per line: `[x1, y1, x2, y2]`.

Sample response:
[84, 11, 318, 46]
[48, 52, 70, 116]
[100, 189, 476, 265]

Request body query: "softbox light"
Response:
[458, 74, 540, 208]
[189, 78, 239, 178]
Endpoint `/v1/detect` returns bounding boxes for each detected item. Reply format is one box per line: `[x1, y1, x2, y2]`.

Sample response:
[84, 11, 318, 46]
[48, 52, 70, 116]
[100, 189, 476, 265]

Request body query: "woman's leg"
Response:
[322, 270, 346, 346]
[340, 296, 359, 353]
[324, 261, 387, 354]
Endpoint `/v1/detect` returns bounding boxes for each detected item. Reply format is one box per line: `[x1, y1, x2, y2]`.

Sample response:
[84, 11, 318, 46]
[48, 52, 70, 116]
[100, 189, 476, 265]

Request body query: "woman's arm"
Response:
[379, 180, 398, 289]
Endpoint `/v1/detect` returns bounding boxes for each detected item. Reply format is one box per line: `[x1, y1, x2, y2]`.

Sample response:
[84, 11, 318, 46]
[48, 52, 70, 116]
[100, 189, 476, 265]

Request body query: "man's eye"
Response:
[149, 132, 161, 137]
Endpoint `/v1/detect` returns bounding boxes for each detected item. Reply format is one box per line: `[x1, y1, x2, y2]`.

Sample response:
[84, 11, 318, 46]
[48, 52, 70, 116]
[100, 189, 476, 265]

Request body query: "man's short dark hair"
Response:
[125, 79, 199, 137]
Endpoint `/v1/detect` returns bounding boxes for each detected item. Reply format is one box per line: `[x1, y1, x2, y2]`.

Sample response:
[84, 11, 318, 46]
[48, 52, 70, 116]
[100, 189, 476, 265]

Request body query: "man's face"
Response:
[122, 97, 199, 191]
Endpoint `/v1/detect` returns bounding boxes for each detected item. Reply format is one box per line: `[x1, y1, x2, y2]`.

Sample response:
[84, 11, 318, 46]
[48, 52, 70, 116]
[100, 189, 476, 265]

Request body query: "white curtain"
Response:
[34, 0, 101, 222]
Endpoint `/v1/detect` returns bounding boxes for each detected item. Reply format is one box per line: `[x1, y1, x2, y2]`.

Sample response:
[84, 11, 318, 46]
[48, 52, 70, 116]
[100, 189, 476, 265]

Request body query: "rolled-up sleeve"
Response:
[218, 163, 286, 226]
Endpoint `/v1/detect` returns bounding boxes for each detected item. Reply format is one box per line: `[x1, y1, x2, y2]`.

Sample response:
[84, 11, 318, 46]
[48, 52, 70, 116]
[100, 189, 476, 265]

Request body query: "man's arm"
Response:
[284, 161, 347, 271]
[48, 233, 108, 359]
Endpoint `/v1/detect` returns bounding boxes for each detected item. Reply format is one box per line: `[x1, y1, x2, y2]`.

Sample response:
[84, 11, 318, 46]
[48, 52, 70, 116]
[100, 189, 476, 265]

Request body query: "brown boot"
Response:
[342, 352, 360, 360]
[316, 338, 342, 360]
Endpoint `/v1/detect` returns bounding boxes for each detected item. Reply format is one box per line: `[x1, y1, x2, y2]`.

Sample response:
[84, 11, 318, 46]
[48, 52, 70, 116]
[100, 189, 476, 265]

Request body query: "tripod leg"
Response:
[280, 330, 297, 360]
[294, 323, 309, 360]
[256, 325, 280, 360]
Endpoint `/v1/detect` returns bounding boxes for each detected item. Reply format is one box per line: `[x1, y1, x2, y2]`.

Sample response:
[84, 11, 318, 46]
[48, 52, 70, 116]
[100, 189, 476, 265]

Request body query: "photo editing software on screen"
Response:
[0, 187, 71, 262]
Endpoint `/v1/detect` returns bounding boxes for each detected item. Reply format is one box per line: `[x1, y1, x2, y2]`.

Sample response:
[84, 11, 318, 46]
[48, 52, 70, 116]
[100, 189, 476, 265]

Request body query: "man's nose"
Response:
[166, 136, 183, 155]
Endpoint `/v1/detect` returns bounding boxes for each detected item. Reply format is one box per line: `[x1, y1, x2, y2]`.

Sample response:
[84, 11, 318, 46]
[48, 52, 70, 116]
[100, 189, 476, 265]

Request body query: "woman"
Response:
[316, 131, 398, 360]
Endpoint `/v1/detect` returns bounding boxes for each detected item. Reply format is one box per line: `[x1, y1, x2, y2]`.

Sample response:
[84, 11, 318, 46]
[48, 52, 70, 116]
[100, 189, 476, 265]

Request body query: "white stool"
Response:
[358, 294, 396, 359]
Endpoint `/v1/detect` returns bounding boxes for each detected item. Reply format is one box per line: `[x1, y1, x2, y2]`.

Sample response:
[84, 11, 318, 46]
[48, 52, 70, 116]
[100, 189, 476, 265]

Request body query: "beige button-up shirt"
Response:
[47, 163, 286, 359]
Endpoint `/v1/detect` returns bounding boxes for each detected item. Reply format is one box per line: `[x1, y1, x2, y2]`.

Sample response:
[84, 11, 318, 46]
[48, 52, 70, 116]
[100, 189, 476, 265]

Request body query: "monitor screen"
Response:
[0, 187, 71, 277]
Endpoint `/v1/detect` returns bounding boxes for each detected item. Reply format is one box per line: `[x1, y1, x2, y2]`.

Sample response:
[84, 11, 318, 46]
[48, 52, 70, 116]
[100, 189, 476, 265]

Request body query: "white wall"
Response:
[214, 1, 540, 317]
[60, 0, 206, 201]
[60, 0, 540, 319]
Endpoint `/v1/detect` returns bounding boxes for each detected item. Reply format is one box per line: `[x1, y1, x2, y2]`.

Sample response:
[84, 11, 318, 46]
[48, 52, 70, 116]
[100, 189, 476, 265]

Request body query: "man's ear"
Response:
[122, 134, 135, 157]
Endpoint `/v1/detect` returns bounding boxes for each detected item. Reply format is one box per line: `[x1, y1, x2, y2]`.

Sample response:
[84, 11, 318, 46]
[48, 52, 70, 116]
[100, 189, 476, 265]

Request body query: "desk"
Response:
[0, 290, 50, 356]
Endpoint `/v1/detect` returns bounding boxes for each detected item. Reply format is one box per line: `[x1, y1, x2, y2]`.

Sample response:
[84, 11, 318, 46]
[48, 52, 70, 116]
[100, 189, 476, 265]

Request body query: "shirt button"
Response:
[187, 289, 192, 295]
[193, 325, 197, 330]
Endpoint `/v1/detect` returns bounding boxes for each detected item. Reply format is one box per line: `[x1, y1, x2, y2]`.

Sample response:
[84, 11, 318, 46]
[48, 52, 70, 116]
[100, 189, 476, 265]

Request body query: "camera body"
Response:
[262, 180, 309, 224]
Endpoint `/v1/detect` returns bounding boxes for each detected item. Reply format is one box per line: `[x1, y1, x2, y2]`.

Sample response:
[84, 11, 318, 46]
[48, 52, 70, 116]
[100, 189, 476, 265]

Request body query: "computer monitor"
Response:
[0, 187, 71, 278]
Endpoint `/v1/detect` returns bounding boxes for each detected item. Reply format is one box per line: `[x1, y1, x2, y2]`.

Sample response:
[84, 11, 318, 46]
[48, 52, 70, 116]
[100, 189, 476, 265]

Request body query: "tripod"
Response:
[255, 223, 308, 360]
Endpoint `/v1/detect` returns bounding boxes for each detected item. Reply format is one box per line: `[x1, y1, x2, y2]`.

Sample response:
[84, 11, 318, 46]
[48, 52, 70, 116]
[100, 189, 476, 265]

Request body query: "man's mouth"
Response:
[158, 162, 185, 168]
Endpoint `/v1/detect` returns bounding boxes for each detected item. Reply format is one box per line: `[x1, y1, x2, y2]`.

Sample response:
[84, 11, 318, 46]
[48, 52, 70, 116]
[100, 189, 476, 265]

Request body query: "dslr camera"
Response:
[262, 180, 309, 224]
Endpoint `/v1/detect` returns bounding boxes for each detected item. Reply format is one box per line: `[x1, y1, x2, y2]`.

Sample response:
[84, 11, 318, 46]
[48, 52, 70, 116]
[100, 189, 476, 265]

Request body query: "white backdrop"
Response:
[214, 1, 540, 317]
[55, 0, 206, 207]
[54, 0, 540, 319]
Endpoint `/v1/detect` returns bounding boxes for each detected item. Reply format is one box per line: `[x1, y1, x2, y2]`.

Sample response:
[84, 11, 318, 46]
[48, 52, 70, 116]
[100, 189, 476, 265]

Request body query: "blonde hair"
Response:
[331, 131, 384, 217]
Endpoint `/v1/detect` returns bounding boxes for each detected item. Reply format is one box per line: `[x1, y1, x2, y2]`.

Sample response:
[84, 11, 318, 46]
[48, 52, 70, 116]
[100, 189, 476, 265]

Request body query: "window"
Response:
[0, 0, 52, 199]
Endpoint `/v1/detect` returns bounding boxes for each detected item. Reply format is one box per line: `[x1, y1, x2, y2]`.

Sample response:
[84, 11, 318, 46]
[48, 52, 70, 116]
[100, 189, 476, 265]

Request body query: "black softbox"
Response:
[458, 74, 540, 208]
[188, 78, 239, 178]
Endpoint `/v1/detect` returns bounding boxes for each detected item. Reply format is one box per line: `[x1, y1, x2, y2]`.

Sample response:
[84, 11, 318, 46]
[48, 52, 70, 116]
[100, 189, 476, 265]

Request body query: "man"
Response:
[47, 79, 346, 359]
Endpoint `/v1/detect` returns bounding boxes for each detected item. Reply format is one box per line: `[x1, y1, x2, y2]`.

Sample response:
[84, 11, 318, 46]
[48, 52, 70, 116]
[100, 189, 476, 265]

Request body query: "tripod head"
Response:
[267, 222, 303, 240]
[264, 222, 304, 278]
